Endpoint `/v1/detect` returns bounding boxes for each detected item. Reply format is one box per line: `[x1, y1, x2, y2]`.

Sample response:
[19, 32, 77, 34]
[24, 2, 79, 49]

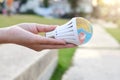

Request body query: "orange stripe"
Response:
[6, 0, 13, 7]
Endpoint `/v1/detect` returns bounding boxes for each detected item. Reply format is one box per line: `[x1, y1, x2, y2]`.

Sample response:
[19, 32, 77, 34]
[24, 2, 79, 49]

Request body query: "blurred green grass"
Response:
[106, 19, 120, 43]
[0, 14, 76, 80]
[106, 28, 120, 43]
[51, 48, 76, 80]
[0, 14, 68, 27]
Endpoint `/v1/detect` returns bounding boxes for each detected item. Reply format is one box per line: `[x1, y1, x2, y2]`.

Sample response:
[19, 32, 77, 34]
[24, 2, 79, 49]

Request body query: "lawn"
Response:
[51, 48, 76, 80]
[0, 14, 68, 27]
[106, 28, 120, 43]
[105, 18, 120, 43]
[0, 14, 76, 80]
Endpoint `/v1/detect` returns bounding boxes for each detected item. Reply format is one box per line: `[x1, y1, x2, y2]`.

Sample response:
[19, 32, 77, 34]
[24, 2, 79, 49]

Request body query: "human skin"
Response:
[0, 23, 76, 51]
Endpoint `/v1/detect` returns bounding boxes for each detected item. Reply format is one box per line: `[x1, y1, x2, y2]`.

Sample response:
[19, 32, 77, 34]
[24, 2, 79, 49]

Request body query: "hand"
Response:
[1, 23, 76, 51]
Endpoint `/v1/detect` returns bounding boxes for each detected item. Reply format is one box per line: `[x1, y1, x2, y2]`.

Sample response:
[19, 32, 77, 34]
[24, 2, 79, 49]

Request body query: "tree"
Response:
[18, 0, 27, 12]
[68, 0, 79, 15]
[92, 0, 103, 18]
[43, 0, 49, 8]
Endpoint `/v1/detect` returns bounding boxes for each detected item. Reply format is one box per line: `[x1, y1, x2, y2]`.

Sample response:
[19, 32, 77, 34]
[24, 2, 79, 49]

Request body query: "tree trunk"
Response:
[43, 0, 49, 8]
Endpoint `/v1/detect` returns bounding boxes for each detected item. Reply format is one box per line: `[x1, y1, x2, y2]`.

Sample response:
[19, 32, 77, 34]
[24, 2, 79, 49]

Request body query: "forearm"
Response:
[0, 27, 9, 44]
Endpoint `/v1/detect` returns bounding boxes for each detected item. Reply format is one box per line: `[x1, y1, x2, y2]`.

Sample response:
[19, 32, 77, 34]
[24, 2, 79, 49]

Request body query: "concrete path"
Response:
[62, 23, 120, 80]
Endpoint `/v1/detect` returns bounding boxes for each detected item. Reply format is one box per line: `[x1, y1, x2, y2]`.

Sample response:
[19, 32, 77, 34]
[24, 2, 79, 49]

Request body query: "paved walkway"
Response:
[62, 23, 120, 80]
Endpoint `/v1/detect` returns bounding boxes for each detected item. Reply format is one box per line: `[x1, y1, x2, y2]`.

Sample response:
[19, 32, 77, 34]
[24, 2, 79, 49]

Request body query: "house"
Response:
[19, 0, 93, 17]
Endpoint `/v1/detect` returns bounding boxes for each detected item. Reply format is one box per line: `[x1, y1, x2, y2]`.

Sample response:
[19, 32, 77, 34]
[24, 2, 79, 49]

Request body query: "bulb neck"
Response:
[46, 30, 56, 38]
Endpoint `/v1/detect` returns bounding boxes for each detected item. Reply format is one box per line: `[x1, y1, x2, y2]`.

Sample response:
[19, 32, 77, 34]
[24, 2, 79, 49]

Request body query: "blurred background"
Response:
[0, 0, 120, 18]
[0, 0, 120, 80]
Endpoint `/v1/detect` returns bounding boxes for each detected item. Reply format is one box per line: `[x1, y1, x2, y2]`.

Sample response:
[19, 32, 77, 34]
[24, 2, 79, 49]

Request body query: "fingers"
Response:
[34, 35, 66, 45]
[35, 23, 57, 32]
[18, 23, 57, 33]
[39, 44, 76, 49]
[27, 44, 76, 51]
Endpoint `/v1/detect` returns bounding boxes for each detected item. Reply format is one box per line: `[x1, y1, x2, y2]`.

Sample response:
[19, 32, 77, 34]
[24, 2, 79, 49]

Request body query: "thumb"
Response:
[36, 24, 58, 32]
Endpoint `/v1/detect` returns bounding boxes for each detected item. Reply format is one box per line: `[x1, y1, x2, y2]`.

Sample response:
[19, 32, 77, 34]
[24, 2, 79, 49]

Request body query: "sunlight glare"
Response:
[103, 0, 115, 5]
[92, 0, 98, 7]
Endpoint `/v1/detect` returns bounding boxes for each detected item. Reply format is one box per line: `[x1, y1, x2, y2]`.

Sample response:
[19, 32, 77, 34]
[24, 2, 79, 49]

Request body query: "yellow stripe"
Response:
[76, 18, 91, 32]
[0, 0, 3, 3]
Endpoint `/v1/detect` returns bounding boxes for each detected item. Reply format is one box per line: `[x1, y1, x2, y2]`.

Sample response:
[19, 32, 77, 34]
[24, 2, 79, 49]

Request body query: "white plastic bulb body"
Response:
[46, 17, 93, 45]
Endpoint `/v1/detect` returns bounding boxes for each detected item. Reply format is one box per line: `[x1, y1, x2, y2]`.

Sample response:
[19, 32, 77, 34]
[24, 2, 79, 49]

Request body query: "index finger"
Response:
[35, 36, 66, 45]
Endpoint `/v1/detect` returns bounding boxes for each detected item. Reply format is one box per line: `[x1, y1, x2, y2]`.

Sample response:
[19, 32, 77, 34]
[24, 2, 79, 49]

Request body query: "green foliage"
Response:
[50, 48, 76, 80]
[68, 0, 79, 15]
[43, 0, 49, 8]
[68, 0, 78, 9]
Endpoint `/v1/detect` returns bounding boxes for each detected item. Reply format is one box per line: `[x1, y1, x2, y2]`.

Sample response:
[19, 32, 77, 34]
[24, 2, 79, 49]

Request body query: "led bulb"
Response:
[46, 17, 93, 45]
